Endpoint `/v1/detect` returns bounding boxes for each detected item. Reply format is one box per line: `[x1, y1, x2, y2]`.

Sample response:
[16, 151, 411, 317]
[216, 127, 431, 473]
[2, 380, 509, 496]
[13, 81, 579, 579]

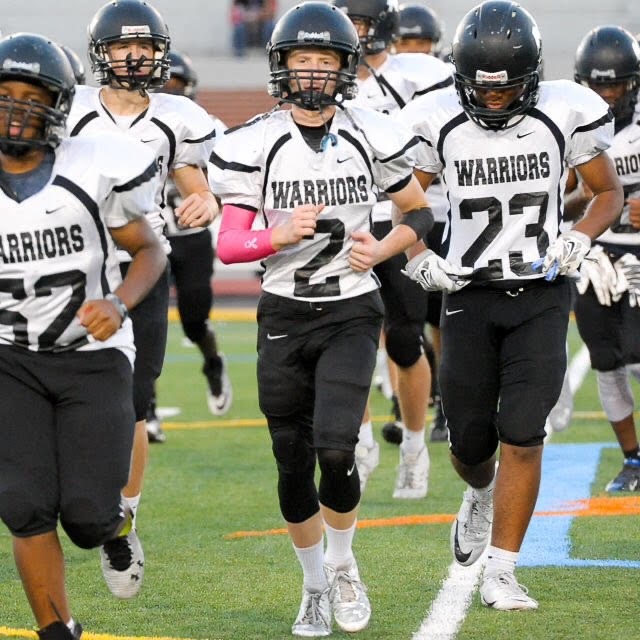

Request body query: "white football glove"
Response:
[533, 230, 591, 281]
[614, 253, 640, 307]
[403, 249, 474, 293]
[575, 245, 618, 306]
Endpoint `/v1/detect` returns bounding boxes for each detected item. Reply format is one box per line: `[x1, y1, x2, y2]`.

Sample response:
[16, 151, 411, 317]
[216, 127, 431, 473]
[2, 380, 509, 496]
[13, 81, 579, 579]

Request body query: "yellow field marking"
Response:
[0, 629, 199, 640]
[225, 496, 640, 539]
[168, 308, 255, 323]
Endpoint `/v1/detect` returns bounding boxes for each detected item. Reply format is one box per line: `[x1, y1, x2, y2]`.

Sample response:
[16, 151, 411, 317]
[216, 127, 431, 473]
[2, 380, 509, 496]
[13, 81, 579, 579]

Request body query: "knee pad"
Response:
[597, 368, 634, 422]
[182, 320, 208, 344]
[317, 448, 360, 513]
[385, 323, 424, 368]
[60, 498, 117, 549]
[270, 424, 318, 523]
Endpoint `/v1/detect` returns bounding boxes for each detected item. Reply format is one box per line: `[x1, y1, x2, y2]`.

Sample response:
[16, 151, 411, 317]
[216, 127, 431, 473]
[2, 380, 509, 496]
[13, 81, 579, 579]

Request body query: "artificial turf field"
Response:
[1, 317, 639, 639]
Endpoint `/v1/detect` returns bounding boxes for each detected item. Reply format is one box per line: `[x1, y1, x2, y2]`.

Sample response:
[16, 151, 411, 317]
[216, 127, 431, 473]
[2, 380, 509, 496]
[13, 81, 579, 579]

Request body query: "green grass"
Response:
[1, 321, 639, 639]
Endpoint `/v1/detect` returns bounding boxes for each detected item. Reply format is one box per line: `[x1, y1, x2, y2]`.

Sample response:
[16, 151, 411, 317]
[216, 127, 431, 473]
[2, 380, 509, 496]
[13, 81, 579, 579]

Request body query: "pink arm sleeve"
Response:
[217, 204, 277, 264]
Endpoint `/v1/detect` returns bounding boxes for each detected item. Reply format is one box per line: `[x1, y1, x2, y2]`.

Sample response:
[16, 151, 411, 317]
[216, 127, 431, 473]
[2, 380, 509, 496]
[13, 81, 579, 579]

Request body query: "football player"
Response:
[399, 0, 622, 610]
[0, 33, 165, 640]
[60, 45, 86, 85]
[331, 0, 453, 497]
[66, 0, 218, 599]
[394, 3, 443, 55]
[145, 50, 231, 443]
[570, 26, 640, 492]
[210, 2, 432, 635]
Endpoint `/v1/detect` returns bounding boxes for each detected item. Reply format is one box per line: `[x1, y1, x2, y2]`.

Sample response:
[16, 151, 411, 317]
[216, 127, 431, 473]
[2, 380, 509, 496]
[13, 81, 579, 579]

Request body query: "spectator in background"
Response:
[231, 0, 277, 57]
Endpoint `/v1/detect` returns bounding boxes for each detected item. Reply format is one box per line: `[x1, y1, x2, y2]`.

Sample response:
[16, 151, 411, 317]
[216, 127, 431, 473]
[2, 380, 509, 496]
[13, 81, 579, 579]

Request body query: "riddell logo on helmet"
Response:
[590, 68, 616, 80]
[297, 31, 330, 42]
[475, 70, 509, 83]
[2, 59, 40, 73]
[121, 25, 151, 35]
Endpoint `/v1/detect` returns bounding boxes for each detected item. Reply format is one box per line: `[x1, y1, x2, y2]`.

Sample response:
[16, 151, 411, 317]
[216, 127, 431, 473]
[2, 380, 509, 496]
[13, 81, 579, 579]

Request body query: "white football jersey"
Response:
[0, 133, 157, 362]
[353, 52, 453, 224]
[398, 80, 613, 282]
[165, 115, 227, 237]
[209, 106, 418, 302]
[596, 117, 640, 247]
[67, 85, 217, 257]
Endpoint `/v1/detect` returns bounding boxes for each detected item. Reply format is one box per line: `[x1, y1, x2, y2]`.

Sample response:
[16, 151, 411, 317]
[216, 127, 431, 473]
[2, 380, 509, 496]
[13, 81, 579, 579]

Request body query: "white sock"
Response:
[401, 428, 425, 455]
[473, 476, 495, 502]
[324, 521, 356, 570]
[484, 546, 518, 579]
[358, 421, 375, 449]
[66, 618, 75, 633]
[122, 494, 140, 528]
[294, 539, 328, 593]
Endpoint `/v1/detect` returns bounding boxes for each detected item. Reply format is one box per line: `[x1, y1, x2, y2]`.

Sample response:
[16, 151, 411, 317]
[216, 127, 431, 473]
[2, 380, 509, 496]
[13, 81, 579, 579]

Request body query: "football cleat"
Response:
[203, 354, 233, 416]
[393, 446, 429, 499]
[145, 416, 166, 443]
[36, 621, 82, 640]
[480, 572, 539, 610]
[100, 527, 144, 599]
[355, 440, 379, 493]
[451, 485, 493, 566]
[429, 398, 448, 442]
[325, 562, 371, 633]
[605, 458, 640, 492]
[292, 587, 332, 637]
[382, 420, 403, 445]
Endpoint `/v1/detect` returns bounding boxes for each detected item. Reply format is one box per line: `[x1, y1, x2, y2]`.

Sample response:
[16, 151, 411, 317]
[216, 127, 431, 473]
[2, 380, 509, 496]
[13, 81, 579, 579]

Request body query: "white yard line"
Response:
[413, 344, 591, 640]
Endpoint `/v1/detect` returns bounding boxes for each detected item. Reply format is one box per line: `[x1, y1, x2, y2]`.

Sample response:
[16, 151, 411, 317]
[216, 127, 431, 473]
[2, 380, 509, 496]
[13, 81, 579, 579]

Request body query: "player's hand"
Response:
[532, 230, 591, 281]
[575, 245, 618, 306]
[76, 300, 123, 341]
[272, 204, 323, 249]
[175, 191, 218, 228]
[614, 253, 640, 307]
[349, 230, 386, 271]
[402, 248, 473, 292]
[627, 198, 640, 229]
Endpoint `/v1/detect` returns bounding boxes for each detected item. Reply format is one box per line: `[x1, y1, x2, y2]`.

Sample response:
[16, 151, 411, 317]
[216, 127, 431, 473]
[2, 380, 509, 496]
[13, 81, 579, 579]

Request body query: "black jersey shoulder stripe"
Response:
[210, 149, 262, 173]
[52, 175, 110, 295]
[225, 113, 268, 135]
[262, 133, 293, 201]
[338, 129, 375, 185]
[376, 135, 420, 164]
[571, 109, 614, 138]
[228, 203, 258, 213]
[113, 160, 158, 193]
[130, 108, 148, 128]
[436, 111, 468, 167]
[411, 75, 454, 99]
[184, 128, 217, 144]
[150, 117, 176, 209]
[376, 74, 406, 109]
[69, 111, 99, 137]
[385, 173, 412, 193]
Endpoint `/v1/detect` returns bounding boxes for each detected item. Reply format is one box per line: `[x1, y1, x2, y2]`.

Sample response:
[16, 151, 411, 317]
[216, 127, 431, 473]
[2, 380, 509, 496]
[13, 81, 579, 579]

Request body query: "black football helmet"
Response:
[267, 2, 360, 110]
[165, 50, 198, 99]
[574, 26, 640, 123]
[0, 32, 75, 152]
[61, 44, 86, 85]
[331, 0, 399, 55]
[451, 1, 542, 130]
[397, 4, 443, 46]
[88, 0, 170, 92]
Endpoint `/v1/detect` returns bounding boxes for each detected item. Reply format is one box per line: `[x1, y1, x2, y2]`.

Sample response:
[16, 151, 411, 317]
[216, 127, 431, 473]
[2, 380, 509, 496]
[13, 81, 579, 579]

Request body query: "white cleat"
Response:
[325, 563, 371, 633]
[355, 441, 380, 493]
[393, 446, 429, 499]
[450, 486, 493, 566]
[480, 572, 539, 610]
[100, 528, 144, 599]
[204, 354, 233, 416]
[291, 587, 332, 637]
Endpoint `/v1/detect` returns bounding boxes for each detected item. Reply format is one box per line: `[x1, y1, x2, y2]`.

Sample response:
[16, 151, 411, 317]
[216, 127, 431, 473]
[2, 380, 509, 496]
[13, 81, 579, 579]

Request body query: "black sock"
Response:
[623, 446, 640, 460]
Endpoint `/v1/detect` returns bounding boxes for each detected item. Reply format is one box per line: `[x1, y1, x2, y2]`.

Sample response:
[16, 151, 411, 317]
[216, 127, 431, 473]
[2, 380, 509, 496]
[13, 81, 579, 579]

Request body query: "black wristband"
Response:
[399, 206, 434, 239]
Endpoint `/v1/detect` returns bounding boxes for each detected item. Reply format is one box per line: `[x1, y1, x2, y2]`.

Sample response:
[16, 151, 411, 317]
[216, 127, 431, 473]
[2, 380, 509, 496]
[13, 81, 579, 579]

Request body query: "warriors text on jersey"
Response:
[398, 80, 613, 282]
[209, 107, 418, 302]
[0, 133, 157, 360]
[66, 85, 217, 255]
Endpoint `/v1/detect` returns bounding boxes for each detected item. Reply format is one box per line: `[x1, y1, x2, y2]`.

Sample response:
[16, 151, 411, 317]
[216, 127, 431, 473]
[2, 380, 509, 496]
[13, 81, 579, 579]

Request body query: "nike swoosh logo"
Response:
[453, 521, 472, 563]
[629, 136, 640, 144]
[516, 131, 533, 139]
[337, 157, 352, 164]
[445, 309, 463, 316]
[267, 333, 288, 340]
[141, 138, 158, 143]
[346, 461, 357, 476]
[45, 206, 64, 214]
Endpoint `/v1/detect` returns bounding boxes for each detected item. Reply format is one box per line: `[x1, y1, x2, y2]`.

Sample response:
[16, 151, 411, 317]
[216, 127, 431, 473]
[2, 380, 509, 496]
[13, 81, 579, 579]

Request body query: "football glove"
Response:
[614, 253, 640, 307]
[403, 249, 474, 293]
[575, 245, 618, 306]
[532, 230, 591, 281]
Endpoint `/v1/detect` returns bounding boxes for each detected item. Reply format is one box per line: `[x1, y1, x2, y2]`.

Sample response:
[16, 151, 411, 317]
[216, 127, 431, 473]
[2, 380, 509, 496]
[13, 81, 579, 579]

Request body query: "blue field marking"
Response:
[520, 442, 640, 568]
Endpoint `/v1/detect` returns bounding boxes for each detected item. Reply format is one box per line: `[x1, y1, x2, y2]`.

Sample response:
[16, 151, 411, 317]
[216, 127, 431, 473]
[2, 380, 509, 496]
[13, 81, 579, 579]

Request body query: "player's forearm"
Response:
[217, 204, 276, 264]
[375, 224, 421, 264]
[572, 187, 623, 239]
